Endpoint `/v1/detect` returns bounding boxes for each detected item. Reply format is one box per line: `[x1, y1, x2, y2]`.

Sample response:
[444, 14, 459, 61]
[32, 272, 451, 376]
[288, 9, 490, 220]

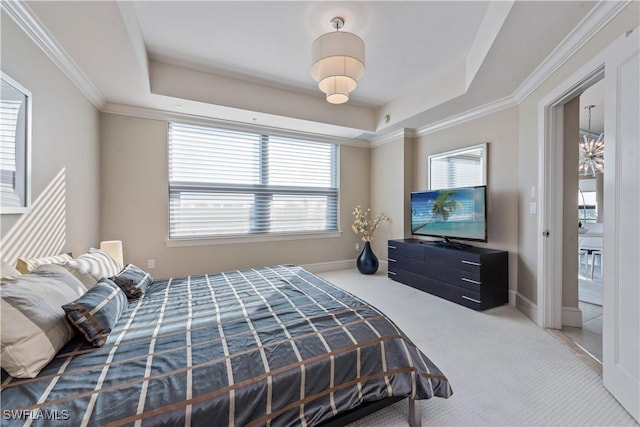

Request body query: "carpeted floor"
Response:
[318, 269, 637, 427]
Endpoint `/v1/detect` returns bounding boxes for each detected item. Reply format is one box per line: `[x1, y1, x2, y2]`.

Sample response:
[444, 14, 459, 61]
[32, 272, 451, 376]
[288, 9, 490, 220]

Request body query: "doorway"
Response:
[536, 63, 604, 331]
[537, 28, 640, 422]
[561, 80, 605, 364]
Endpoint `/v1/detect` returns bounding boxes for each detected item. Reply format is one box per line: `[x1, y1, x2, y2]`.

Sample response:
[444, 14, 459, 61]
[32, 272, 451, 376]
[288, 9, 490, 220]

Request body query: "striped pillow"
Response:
[63, 249, 123, 289]
[15, 253, 72, 274]
[0, 269, 84, 378]
[62, 278, 128, 347]
[110, 264, 153, 299]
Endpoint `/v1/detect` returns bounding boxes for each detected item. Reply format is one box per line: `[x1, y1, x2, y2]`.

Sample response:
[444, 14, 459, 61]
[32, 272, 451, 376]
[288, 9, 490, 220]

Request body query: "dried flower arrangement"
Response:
[351, 206, 390, 242]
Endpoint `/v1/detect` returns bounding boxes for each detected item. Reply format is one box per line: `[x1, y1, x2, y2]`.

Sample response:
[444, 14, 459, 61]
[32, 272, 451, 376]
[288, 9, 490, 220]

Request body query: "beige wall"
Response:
[412, 107, 520, 293]
[0, 15, 100, 265]
[562, 96, 580, 309]
[517, 2, 639, 303]
[99, 113, 370, 278]
[369, 135, 412, 258]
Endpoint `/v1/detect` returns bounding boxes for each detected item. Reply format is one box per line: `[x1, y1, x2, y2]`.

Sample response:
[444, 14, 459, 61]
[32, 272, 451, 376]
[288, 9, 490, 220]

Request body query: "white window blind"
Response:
[430, 154, 483, 189]
[0, 99, 23, 207]
[168, 122, 339, 239]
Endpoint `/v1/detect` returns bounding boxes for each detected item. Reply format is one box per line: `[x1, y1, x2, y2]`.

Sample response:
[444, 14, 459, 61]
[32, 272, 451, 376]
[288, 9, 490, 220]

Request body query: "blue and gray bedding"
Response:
[1, 265, 451, 426]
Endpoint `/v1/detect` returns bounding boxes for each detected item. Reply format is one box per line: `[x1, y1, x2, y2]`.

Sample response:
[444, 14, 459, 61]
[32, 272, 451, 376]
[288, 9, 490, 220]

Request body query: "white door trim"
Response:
[537, 52, 606, 328]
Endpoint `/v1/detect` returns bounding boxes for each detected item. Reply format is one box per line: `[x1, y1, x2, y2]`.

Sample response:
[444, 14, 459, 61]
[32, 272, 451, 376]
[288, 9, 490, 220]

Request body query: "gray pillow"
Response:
[32, 264, 87, 297]
[62, 278, 128, 347]
[110, 264, 153, 299]
[0, 269, 84, 378]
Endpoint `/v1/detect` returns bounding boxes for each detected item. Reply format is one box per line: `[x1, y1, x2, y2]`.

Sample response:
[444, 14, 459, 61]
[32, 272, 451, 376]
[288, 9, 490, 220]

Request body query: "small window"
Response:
[578, 179, 598, 223]
[168, 122, 339, 239]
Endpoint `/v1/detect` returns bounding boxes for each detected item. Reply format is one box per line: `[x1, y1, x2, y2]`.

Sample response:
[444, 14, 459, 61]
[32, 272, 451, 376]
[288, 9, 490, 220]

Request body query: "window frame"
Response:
[167, 122, 341, 244]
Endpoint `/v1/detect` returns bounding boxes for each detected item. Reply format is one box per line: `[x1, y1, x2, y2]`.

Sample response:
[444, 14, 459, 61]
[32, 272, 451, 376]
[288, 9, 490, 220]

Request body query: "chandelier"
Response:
[578, 105, 604, 176]
[311, 17, 365, 104]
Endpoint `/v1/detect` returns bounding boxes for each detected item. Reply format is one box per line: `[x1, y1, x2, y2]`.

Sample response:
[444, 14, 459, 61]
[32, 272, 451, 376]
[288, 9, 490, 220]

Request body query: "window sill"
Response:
[166, 231, 342, 248]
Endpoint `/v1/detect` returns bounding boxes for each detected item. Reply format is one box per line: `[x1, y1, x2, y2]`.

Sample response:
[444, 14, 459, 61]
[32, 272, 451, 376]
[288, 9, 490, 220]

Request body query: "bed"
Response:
[1, 264, 451, 426]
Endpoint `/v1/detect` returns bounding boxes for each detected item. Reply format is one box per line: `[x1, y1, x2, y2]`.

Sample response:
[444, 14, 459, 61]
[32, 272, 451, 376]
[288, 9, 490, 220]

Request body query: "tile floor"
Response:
[561, 261, 603, 365]
[562, 301, 603, 363]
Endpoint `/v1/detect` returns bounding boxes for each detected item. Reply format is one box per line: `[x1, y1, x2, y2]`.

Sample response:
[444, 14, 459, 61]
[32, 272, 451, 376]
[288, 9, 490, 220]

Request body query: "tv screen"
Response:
[411, 185, 487, 242]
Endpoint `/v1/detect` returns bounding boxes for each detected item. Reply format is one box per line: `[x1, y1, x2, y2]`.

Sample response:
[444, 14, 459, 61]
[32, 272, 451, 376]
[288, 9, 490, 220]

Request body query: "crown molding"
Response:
[409, 0, 628, 139]
[1, 0, 105, 108]
[369, 128, 417, 148]
[513, 0, 629, 103]
[415, 95, 517, 138]
[102, 102, 370, 148]
[4, 0, 628, 145]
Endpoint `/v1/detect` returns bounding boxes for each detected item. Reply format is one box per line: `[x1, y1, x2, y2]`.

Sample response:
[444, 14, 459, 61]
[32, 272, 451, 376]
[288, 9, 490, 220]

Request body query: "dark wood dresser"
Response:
[387, 239, 508, 311]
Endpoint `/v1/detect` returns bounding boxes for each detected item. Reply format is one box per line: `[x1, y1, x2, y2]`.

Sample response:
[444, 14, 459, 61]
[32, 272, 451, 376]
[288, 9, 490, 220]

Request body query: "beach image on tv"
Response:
[411, 187, 486, 240]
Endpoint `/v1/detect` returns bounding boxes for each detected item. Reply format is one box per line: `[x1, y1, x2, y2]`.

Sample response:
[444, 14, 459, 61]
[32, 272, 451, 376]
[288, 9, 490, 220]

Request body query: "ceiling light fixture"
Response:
[578, 105, 604, 176]
[311, 17, 365, 105]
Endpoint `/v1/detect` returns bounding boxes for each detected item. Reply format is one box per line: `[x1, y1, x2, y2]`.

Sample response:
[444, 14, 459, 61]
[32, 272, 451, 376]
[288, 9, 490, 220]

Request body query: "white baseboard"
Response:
[303, 259, 390, 274]
[516, 292, 539, 325]
[301, 259, 355, 273]
[562, 306, 583, 328]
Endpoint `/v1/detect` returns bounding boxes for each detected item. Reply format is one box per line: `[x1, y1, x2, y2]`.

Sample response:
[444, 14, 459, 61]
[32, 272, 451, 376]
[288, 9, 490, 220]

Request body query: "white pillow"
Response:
[63, 249, 122, 289]
[1, 260, 21, 278]
[0, 268, 84, 378]
[15, 253, 72, 274]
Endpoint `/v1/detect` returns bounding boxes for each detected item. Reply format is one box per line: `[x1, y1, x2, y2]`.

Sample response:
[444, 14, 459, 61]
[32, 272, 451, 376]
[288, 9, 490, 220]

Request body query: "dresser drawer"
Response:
[388, 241, 424, 261]
[442, 266, 483, 291]
[388, 268, 483, 310]
[423, 246, 483, 272]
[387, 254, 426, 273]
[400, 257, 481, 291]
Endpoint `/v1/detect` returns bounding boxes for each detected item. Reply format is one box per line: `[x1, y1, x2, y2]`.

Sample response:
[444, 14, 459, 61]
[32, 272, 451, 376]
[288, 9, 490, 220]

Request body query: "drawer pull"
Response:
[462, 277, 481, 285]
[461, 260, 481, 266]
[388, 245, 397, 249]
[462, 295, 481, 304]
[388, 258, 397, 263]
[388, 271, 397, 276]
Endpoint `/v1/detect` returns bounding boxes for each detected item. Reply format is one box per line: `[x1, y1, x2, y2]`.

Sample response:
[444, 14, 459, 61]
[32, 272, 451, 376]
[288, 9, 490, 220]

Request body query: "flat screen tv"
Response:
[411, 185, 487, 245]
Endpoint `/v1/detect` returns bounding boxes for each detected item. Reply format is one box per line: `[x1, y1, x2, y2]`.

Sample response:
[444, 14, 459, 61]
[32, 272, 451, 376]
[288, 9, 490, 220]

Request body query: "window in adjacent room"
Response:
[168, 122, 339, 239]
[578, 178, 598, 223]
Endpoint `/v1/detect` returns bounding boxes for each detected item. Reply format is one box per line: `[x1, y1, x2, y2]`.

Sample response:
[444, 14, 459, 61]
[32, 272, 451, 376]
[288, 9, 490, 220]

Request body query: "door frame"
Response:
[537, 52, 606, 329]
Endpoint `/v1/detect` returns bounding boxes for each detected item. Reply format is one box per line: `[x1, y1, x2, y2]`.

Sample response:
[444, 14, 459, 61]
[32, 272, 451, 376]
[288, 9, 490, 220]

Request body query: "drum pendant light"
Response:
[311, 17, 365, 104]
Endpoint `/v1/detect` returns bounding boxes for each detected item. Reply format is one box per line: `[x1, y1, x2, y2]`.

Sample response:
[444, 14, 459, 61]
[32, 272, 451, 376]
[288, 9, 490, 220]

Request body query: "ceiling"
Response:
[19, 1, 600, 140]
[580, 79, 605, 135]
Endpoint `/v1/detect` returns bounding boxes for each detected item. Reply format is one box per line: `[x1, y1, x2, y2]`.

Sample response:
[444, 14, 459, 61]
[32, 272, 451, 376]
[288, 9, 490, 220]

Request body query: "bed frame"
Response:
[320, 396, 421, 427]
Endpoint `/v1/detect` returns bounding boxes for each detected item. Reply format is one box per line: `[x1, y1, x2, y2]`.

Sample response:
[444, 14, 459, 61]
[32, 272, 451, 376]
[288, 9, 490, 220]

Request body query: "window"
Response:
[578, 179, 598, 223]
[168, 122, 339, 239]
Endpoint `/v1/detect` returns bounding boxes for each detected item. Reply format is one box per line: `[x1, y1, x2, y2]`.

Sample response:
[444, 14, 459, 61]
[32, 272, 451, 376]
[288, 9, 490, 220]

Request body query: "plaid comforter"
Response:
[1, 265, 451, 426]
